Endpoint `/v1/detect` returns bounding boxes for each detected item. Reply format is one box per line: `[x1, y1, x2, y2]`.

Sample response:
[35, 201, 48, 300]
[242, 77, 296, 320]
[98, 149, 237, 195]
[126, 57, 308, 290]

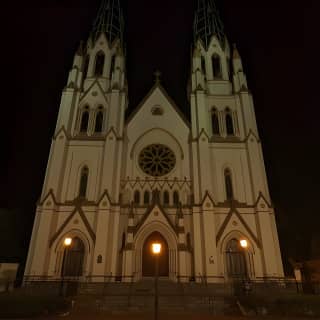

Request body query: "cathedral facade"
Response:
[25, 0, 284, 283]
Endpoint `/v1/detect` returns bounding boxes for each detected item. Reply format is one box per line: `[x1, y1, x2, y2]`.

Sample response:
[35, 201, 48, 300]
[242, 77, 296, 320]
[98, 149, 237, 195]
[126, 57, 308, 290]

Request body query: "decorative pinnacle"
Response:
[154, 70, 162, 83]
[194, 0, 225, 49]
[91, 0, 124, 45]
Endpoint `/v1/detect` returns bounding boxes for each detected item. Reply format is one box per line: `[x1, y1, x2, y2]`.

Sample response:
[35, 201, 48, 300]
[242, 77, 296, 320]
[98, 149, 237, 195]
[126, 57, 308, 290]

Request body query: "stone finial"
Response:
[154, 70, 162, 83]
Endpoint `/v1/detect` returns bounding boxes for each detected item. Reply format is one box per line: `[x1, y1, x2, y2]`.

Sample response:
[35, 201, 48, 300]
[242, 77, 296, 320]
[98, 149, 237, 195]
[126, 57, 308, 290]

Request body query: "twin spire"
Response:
[193, 0, 225, 49]
[90, 0, 224, 49]
[91, 0, 124, 45]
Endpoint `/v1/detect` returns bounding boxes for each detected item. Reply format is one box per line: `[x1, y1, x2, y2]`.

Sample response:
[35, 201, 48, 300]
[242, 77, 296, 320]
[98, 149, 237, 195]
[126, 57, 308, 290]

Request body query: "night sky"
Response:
[0, 1, 318, 272]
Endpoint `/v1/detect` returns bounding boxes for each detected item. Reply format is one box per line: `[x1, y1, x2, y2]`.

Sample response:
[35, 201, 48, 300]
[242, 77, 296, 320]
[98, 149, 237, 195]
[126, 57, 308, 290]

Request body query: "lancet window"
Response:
[224, 168, 234, 200]
[211, 108, 220, 135]
[79, 167, 89, 198]
[80, 107, 89, 133]
[212, 54, 222, 79]
[94, 51, 105, 77]
[225, 108, 234, 136]
[94, 107, 104, 133]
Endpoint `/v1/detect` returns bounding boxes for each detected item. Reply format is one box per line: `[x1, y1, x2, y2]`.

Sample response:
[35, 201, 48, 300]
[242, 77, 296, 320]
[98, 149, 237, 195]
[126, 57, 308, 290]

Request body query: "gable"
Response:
[126, 84, 190, 130]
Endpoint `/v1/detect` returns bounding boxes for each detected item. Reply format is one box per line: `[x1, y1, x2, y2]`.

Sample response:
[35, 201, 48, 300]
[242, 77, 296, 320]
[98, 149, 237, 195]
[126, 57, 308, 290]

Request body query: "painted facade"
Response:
[24, 0, 284, 283]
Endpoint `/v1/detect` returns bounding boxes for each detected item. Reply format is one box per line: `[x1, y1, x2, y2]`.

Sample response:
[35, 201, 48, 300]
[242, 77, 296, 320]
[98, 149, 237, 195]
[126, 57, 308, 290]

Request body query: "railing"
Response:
[19, 275, 320, 297]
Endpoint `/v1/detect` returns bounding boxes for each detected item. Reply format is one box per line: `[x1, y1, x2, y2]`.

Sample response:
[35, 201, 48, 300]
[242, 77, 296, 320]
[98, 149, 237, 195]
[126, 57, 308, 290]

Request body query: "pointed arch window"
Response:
[79, 167, 89, 198]
[83, 54, 90, 79]
[163, 191, 169, 206]
[225, 108, 234, 136]
[94, 107, 104, 133]
[224, 168, 234, 200]
[94, 51, 105, 77]
[144, 191, 150, 205]
[80, 107, 89, 133]
[109, 55, 116, 79]
[173, 191, 179, 206]
[212, 54, 222, 79]
[211, 108, 220, 135]
[134, 190, 140, 205]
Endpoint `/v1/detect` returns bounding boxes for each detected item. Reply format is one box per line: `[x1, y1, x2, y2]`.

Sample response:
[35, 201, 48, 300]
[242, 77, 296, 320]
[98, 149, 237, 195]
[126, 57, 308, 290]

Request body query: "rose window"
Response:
[138, 144, 176, 177]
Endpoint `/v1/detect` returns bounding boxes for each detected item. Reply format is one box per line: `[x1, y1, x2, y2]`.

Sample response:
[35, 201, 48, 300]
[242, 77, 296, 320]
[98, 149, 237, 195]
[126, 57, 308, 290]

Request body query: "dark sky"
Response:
[0, 0, 318, 268]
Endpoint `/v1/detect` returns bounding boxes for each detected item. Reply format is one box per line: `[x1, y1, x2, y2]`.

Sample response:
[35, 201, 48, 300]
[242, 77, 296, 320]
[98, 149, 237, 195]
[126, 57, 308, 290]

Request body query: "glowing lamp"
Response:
[152, 243, 162, 255]
[240, 239, 248, 248]
[64, 237, 72, 246]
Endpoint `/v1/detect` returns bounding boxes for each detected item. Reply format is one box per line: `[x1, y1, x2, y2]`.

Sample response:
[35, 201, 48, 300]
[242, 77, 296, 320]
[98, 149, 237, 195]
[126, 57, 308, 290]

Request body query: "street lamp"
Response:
[240, 239, 248, 249]
[239, 239, 252, 295]
[60, 237, 72, 296]
[152, 242, 162, 320]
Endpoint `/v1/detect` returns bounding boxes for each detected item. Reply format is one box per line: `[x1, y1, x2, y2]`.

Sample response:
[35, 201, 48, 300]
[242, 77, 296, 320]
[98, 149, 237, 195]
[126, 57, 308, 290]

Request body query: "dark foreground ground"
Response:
[34, 314, 317, 320]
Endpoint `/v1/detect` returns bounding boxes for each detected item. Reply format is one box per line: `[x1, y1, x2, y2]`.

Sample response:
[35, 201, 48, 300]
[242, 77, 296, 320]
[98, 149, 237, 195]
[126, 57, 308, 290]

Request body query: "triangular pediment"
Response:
[126, 83, 190, 128]
[40, 189, 58, 207]
[79, 80, 109, 106]
[49, 206, 95, 247]
[254, 192, 272, 210]
[134, 203, 176, 236]
[97, 190, 112, 208]
[216, 208, 261, 248]
[201, 191, 217, 208]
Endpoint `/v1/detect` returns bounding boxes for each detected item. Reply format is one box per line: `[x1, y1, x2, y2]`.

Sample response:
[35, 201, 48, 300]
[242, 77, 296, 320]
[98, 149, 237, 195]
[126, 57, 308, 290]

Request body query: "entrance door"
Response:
[61, 237, 85, 277]
[226, 239, 247, 279]
[142, 232, 169, 277]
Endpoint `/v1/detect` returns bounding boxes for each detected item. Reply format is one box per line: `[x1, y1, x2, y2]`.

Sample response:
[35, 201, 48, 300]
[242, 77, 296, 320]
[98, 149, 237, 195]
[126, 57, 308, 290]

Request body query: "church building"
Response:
[24, 0, 284, 283]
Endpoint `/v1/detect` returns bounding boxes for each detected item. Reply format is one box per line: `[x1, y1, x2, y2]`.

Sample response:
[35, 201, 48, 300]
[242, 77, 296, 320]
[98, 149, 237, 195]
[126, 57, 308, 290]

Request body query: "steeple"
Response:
[193, 0, 225, 49]
[91, 0, 124, 46]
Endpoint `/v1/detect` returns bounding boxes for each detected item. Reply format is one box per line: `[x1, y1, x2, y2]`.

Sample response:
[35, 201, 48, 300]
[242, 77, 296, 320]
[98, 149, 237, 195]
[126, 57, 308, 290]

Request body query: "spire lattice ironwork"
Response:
[91, 0, 124, 45]
[194, 0, 225, 49]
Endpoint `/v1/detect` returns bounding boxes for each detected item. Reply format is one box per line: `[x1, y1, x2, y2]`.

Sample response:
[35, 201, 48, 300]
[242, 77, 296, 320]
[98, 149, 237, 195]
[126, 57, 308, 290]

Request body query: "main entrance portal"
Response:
[142, 232, 169, 277]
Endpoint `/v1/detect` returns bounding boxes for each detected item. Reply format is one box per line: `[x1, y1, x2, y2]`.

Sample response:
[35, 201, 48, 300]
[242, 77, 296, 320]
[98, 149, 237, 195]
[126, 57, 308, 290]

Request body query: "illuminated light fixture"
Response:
[152, 243, 162, 255]
[240, 239, 248, 248]
[64, 237, 72, 246]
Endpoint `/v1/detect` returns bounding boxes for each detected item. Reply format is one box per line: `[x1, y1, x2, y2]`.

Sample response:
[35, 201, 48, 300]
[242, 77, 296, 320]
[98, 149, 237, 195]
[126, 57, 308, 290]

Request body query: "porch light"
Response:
[152, 243, 162, 255]
[64, 237, 72, 246]
[240, 239, 248, 248]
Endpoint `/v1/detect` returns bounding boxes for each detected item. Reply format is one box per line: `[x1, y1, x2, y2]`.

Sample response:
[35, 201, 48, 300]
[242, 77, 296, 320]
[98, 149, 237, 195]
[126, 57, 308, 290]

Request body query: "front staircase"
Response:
[75, 278, 239, 315]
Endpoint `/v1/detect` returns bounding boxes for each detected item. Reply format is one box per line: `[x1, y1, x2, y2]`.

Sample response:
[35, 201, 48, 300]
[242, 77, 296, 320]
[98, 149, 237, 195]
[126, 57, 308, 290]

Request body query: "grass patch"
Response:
[0, 292, 70, 318]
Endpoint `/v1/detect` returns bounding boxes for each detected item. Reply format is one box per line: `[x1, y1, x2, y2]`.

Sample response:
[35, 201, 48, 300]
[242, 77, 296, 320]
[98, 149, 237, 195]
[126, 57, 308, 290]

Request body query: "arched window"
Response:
[109, 55, 116, 79]
[144, 191, 150, 205]
[94, 51, 105, 77]
[134, 190, 140, 205]
[201, 56, 206, 77]
[212, 54, 222, 79]
[225, 109, 234, 136]
[173, 191, 179, 206]
[94, 107, 104, 133]
[163, 191, 169, 206]
[224, 168, 233, 200]
[211, 108, 220, 135]
[80, 108, 89, 133]
[79, 166, 89, 198]
[226, 239, 247, 278]
[83, 55, 90, 79]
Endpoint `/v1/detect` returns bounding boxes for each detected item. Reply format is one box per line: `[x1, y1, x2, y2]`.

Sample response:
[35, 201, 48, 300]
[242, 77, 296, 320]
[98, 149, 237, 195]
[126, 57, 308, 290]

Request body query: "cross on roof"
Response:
[154, 70, 162, 83]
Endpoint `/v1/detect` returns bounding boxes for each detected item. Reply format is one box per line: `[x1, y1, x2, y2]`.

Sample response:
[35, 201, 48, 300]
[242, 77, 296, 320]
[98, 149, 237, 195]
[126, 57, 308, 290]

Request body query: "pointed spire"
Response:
[193, 0, 225, 49]
[91, 0, 124, 45]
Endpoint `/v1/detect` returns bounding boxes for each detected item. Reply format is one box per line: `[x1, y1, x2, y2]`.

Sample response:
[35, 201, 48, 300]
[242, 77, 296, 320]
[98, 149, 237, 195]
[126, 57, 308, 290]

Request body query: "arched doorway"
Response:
[226, 238, 247, 279]
[61, 237, 85, 277]
[142, 232, 169, 277]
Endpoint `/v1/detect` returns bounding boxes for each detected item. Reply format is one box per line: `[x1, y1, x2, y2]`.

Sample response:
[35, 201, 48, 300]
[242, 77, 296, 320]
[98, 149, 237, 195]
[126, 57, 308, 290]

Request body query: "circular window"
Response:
[138, 144, 176, 177]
